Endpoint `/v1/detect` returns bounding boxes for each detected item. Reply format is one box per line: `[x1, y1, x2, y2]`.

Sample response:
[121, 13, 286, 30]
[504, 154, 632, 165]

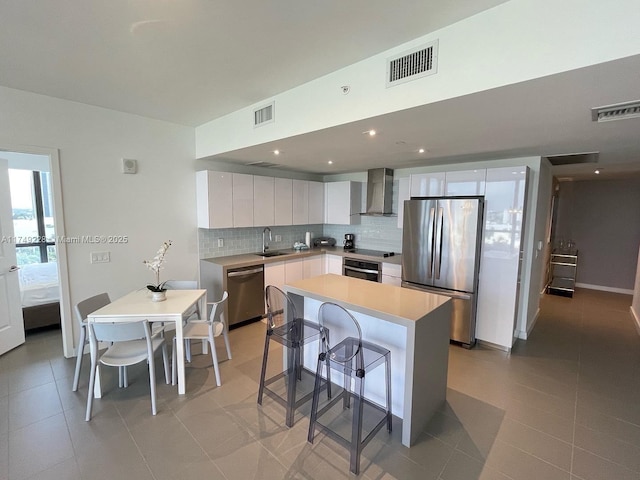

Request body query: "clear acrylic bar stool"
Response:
[257, 285, 325, 427]
[307, 302, 392, 475]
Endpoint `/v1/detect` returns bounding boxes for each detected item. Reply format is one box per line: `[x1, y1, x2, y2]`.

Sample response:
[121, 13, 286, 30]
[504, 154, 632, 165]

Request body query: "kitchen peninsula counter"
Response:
[285, 274, 451, 447]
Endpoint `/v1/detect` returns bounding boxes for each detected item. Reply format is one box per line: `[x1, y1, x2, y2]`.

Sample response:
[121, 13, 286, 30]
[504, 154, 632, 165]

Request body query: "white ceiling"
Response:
[2, 0, 639, 180]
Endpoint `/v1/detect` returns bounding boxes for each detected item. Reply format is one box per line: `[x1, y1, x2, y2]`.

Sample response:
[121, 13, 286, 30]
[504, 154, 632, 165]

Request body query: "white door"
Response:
[0, 158, 26, 355]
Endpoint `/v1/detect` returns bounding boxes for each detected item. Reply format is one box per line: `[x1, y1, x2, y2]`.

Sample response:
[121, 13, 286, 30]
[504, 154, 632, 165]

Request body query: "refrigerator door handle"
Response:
[427, 207, 436, 278]
[434, 206, 444, 279]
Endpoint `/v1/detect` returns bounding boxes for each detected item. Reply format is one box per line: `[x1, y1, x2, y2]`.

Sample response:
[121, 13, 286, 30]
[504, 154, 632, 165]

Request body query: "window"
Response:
[9, 169, 56, 265]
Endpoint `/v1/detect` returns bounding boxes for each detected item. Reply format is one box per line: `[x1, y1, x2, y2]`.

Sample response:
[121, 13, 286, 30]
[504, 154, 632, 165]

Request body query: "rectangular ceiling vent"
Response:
[386, 40, 438, 87]
[545, 152, 599, 166]
[254, 102, 274, 127]
[591, 100, 640, 122]
[246, 161, 281, 168]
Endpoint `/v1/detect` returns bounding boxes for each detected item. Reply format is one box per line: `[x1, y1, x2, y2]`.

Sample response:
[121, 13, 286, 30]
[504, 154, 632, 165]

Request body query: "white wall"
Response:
[196, 0, 640, 157]
[0, 85, 196, 357]
[515, 158, 553, 340]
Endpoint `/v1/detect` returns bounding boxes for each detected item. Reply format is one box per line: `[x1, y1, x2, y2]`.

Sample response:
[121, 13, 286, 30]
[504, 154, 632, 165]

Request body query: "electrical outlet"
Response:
[275, 235, 282, 242]
[217, 238, 224, 247]
[90, 251, 110, 264]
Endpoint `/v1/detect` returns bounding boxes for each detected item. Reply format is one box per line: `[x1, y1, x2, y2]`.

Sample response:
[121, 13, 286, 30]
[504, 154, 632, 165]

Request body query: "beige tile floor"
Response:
[1, 288, 639, 479]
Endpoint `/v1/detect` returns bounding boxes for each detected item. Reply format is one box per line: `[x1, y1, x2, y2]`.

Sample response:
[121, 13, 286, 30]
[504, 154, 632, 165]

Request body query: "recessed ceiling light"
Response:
[595, 169, 600, 174]
[328, 160, 333, 165]
[363, 130, 376, 136]
[273, 150, 280, 155]
[418, 148, 425, 153]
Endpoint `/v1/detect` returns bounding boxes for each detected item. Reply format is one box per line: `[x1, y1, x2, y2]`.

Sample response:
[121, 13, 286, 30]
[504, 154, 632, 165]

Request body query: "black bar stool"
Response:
[307, 302, 392, 475]
[257, 285, 325, 427]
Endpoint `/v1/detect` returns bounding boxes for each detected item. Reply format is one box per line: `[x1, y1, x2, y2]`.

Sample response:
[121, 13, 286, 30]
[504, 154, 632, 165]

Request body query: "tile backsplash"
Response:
[199, 218, 402, 259]
[323, 216, 402, 253]
[199, 225, 324, 258]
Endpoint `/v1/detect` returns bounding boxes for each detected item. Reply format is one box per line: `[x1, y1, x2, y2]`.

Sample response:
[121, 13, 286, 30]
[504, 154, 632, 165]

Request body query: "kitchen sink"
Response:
[255, 251, 289, 257]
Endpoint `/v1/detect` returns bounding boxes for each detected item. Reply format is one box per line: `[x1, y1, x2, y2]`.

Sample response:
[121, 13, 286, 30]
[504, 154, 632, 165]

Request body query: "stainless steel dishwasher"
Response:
[227, 265, 265, 327]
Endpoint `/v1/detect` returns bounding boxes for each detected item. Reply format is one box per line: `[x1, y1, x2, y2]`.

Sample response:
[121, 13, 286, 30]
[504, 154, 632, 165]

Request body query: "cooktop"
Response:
[343, 248, 395, 258]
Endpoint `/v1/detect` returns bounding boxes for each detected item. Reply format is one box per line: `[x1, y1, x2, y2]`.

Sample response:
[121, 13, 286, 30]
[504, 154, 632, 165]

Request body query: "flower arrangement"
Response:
[143, 240, 172, 292]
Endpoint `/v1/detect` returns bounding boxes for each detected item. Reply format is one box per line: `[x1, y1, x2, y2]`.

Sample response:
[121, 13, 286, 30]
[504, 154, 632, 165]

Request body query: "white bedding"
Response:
[18, 262, 60, 308]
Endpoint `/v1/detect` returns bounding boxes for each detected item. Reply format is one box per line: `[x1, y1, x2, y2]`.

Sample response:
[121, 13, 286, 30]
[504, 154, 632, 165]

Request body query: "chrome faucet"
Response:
[262, 227, 272, 253]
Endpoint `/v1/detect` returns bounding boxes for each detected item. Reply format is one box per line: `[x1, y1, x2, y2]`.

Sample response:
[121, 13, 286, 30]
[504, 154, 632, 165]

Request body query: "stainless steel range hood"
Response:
[362, 168, 394, 216]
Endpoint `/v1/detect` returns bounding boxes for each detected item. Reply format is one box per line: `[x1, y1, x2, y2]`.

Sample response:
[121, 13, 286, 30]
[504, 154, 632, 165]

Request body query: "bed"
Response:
[18, 262, 61, 331]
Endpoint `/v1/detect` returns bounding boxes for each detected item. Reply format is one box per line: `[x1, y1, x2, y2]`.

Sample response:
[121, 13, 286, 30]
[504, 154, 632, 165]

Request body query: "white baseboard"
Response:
[514, 307, 541, 341]
[575, 283, 634, 295]
[477, 339, 511, 353]
[632, 306, 640, 336]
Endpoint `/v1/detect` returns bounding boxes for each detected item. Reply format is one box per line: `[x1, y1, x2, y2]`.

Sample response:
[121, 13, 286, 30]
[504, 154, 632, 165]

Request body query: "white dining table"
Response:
[87, 288, 207, 396]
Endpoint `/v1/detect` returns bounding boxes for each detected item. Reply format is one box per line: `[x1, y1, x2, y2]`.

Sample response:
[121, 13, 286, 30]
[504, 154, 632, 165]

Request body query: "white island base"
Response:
[285, 274, 451, 447]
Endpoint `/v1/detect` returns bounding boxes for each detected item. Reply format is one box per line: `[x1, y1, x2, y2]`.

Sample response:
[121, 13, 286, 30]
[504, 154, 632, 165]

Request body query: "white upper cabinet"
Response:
[274, 177, 293, 226]
[290, 180, 324, 225]
[410, 172, 445, 197]
[445, 169, 486, 196]
[232, 173, 254, 228]
[396, 177, 411, 229]
[292, 179, 309, 225]
[325, 181, 362, 225]
[196, 171, 233, 229]
[253, 176, 275, 227]
[308, 181, 325, 224]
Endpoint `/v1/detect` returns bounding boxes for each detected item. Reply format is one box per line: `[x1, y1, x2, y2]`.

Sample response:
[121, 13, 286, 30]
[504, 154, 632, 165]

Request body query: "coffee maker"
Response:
[344, 233, 355, 250]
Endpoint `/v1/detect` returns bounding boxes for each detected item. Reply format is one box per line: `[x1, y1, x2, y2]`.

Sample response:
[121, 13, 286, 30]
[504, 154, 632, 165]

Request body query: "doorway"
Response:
[0, 145, 73, 358]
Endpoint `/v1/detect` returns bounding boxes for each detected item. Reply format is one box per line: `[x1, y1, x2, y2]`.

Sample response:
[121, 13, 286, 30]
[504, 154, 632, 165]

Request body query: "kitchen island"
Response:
[285, 274, 451, 447]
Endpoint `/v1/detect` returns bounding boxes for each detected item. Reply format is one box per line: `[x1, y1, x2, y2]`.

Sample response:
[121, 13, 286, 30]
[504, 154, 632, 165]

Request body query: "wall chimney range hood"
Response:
[362, 168, 394, 216]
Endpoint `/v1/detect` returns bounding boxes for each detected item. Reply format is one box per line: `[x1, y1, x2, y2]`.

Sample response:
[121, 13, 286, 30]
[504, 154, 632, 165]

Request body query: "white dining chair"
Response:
[85, 319, 170, 421]
[72, 293, 111, 392]
[171, 291, 232, 387]
[163, 280, 201, 320]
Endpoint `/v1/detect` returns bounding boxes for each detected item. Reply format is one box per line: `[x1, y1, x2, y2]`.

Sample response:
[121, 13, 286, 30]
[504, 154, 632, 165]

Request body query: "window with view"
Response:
[9, 169, 56, 265]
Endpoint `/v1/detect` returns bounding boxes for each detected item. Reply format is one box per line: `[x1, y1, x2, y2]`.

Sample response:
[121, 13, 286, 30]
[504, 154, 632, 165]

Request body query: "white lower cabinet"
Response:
[264, 261, 285, 291]
[381, 262, 402, 286]
[303, 256, 324, 278]
[285, 258, 305, 284]
[264, 255, 325, 299]
[325, 254, 342, 275]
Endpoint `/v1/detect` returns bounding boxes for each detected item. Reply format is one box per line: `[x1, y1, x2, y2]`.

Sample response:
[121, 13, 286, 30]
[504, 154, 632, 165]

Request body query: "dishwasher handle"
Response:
[227, 267, 264, 277]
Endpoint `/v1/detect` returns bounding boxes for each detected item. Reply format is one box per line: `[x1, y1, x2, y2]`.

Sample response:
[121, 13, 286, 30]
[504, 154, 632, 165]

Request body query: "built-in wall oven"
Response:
[342, 257, 382, 282]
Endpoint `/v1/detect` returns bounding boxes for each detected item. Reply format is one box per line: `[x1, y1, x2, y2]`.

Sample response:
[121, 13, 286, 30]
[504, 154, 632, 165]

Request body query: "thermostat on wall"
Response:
[122, 158, 137, 174]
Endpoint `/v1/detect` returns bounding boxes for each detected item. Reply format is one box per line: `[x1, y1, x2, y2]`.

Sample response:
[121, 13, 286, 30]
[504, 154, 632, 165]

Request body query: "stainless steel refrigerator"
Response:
[401, 197, 484, 347]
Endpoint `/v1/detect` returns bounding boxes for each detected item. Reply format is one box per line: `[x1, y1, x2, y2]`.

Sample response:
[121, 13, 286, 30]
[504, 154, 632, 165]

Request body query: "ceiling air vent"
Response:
[254, 102, 274, 127]
[545, 152, 599, 166]
[386, 40, 438, 87]
[591, 100, 640, 122]
[246, 161, 281, 168]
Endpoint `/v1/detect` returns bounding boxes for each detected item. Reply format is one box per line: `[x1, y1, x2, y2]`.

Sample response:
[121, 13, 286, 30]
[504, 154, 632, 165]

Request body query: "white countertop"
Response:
[285, 274, 450, 327]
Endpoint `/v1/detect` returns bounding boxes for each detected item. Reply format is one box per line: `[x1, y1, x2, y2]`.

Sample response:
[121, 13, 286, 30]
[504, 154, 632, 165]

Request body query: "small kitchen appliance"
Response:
[344, 233, 355, 250]
[313, 237, 336, 247]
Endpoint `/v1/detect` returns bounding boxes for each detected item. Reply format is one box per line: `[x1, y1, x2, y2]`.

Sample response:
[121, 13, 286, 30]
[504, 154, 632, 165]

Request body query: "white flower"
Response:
[143, 240, 172, 290]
